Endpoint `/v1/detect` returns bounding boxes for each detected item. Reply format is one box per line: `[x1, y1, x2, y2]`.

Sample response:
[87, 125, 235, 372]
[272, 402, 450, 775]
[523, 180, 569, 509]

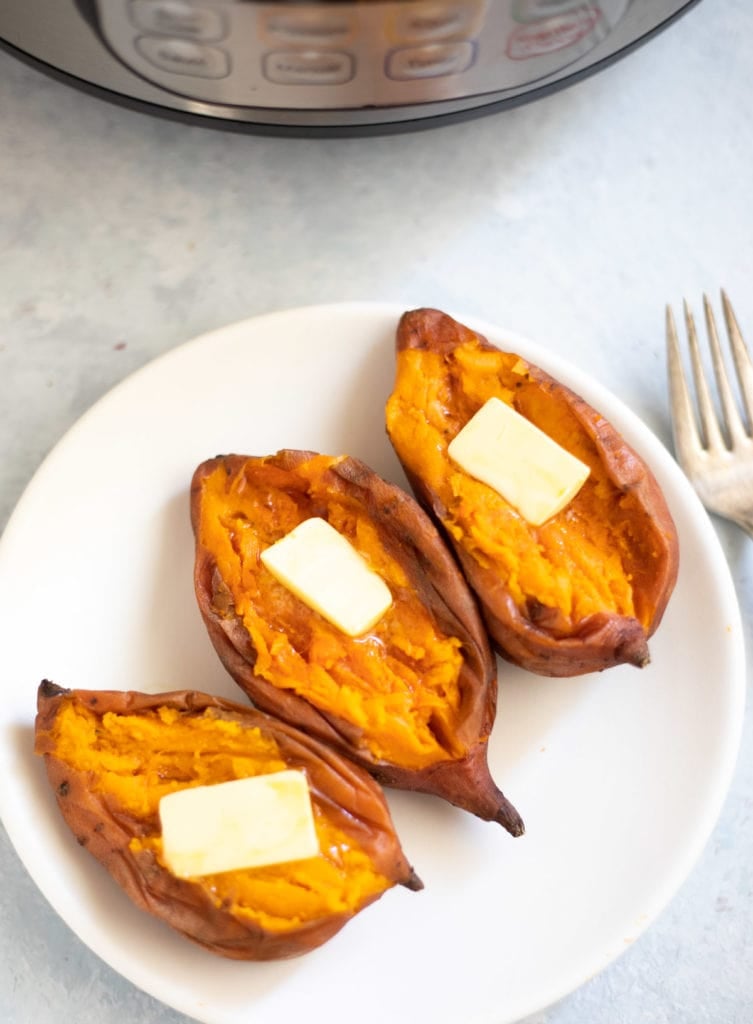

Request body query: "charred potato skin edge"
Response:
[390, 308, 680, 678]
[190, 452, 524, 836]
[34, 680, 421, 961]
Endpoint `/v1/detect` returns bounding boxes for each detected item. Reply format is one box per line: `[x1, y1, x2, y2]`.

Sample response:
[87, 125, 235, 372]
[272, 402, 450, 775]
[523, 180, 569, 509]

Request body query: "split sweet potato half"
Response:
[34, 681, 421, 960]
[190, 450, 523, 836]
[385, 308, 679, 677]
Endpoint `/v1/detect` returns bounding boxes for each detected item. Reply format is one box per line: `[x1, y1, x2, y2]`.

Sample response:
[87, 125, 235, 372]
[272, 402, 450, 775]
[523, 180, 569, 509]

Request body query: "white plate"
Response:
[0, 303, 745, 1024]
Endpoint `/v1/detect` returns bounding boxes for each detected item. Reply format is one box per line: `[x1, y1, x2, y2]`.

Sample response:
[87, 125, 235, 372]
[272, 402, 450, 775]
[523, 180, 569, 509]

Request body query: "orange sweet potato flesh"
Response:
[34, 681, 421, 960]
[190, 450, 523, 836]
[385, 309, 679, 677]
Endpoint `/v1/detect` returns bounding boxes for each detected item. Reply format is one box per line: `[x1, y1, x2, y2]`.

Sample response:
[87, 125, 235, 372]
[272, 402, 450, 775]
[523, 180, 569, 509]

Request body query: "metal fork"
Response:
[666, 290, 753, 539]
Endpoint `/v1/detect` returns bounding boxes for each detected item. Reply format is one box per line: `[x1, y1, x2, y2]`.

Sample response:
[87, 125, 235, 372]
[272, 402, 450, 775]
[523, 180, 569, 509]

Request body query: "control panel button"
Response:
[516, 0, 586, 21]
[129, 1, 227, 42]
[263, 50, 355, 86]
[386, 41, 475, 80]
[507, 8, 602, 59]
[392, 2, 484, 42]
[135, 36, 230, 78]
[512, 0, 590, 23]
[261, 11, 354, 44]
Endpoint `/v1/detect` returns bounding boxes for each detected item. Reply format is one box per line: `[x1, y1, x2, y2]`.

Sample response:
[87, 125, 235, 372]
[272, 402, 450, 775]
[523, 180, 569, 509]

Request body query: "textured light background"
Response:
[1, 1, 752, 1022]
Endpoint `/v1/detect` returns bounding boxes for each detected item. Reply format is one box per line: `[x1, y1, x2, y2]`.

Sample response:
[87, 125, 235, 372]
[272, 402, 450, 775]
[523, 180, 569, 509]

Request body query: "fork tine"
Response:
[667, 292, 753, 540]
[720, 289, 753, 434]
[703, 294, 748, 447]
[666, 304, 704, 464]
[684, 299, 726, 452]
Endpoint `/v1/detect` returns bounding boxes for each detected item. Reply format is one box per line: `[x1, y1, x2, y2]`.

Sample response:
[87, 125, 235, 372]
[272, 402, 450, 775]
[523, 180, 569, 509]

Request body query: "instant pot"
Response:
[0, 1, 700, 133]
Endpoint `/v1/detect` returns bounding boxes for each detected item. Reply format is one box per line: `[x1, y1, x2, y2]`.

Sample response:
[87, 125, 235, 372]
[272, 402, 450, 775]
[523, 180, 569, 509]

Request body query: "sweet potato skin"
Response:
[387, 309, 680, 678]
[190, 451, 523, 836]
[34, 681, 421, 961]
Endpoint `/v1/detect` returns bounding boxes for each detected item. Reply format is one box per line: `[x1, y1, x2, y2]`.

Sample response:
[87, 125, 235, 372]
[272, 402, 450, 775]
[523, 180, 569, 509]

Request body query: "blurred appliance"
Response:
[0, 1, 701, 133]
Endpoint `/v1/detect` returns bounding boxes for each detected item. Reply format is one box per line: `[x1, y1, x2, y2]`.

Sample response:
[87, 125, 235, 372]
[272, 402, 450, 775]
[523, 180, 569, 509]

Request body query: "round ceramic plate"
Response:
[0, 303, 745, 1024]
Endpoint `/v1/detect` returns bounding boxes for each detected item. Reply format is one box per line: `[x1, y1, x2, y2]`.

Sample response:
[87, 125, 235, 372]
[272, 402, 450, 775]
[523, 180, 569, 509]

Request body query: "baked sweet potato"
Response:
[191, 451, 523, 836]
[385, 308, 679, 677]
[34, 681, 421, 960]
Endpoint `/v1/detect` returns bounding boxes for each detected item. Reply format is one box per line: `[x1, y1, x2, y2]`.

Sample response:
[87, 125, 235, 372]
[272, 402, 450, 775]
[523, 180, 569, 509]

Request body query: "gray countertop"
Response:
[1, 2, 752, 1022]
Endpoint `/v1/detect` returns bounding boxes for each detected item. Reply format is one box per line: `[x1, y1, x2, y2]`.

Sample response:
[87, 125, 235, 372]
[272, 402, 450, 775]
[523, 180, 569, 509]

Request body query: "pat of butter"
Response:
[260, 517, 392, 637]
[160, 770, 319, 879]
[447, 396, 590, 526]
